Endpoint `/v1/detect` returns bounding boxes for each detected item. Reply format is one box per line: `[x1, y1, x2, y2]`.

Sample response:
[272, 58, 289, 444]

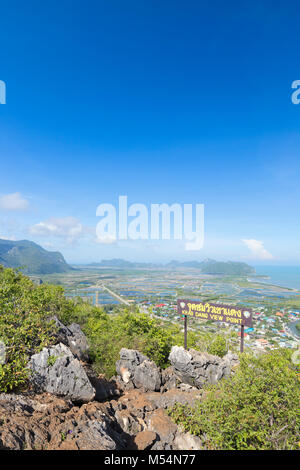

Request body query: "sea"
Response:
[254, 266, 300, 291]
[254, 266, 300, 338]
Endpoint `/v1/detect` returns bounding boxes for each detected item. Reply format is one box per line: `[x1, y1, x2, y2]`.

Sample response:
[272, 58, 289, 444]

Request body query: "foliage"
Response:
[207, 334, 227, 357]
[83, 309, 175, 377]
[169, 349, 300, 450]
[0, 266, 73, 392]
[47, 355, 58, 367]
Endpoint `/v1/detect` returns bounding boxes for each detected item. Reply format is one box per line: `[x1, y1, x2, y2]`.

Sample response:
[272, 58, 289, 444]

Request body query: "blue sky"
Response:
[0, 0, 300, 264]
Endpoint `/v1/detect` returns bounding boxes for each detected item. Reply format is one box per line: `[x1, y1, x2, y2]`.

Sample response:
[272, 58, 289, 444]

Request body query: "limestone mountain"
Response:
[0, 239, 72, 274]
[94, 258, 255, 275]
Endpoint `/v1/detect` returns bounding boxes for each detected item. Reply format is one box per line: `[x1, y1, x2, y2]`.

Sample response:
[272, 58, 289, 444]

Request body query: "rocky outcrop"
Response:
[29, 343, 95, 403]
[168, 346, 238, 388]
[51, 317, 119, 402]
[0, 393, 127, 450]
[113, 389, 203, 450]
[116, 347, 238, 393]
[1, 345, 239, 450]
[0, 388, 204, 450]
[116, 348, 161, 392]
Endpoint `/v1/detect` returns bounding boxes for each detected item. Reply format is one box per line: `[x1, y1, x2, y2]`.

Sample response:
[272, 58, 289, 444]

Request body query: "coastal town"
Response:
[39, 265, 300, 354]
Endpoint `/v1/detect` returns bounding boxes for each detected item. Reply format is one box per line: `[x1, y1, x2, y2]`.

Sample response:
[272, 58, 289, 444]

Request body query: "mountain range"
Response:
[0, 238, 255, 276]
[90, 258, 255, 275]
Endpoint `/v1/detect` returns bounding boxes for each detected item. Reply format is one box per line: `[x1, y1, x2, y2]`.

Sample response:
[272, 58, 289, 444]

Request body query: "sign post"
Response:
[184, 315, 188, 350]
[240, 324, 245, 353]
[177, 299, 252, 352]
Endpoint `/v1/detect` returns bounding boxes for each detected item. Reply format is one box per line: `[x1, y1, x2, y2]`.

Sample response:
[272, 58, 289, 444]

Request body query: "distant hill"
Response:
[199, 259, 255, 275]
[0, 239, 72, 274]
[92, 258, 255, 275]
[90, 259, 156, 268]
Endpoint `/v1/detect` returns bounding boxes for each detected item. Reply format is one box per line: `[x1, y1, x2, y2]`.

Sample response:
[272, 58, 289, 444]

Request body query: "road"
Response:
[95, 284, 131, 306]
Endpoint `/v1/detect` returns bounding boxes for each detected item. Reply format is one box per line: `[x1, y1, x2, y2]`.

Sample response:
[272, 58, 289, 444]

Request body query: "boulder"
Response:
[134, 430, 157, 450]
[51, 317, 89, 362]
[161, 366, 181, 392]
[68, 420, 118, 450]
[116, 349, 161, 392]
[115, 409, 144, 435]
[133, 360, 161, 392]
[169, 346, 232, 388]
[29, 343, 95, 403]
[146, 408, 177, 447]
[67, 323, 90, 362]
[174, 432, 202, 450]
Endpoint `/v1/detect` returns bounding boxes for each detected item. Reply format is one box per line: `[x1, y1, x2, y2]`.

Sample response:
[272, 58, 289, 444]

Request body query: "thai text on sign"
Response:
[177, 299, 253, 327]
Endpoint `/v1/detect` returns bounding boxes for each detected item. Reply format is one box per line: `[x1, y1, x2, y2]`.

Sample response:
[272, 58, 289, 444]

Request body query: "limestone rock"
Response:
[67, 323, 90, 362]
[133, 360, 161, 392]
[51, 316, 89, 361]
[174, 432, 202, 450]
[69, 420, 117, 450]
[169, 346, 232, 388]
[115, 408, 145, 435]
[134, 430, 157, 450]
[223, 351, 239, 368]
[29, 343, 95, 403]
[145, 389, 202, 410]
[0, 393, 126, 450]
[161, 366, 180, 392]
[146, 408, 177, 446]
[116, 348, 161, 392]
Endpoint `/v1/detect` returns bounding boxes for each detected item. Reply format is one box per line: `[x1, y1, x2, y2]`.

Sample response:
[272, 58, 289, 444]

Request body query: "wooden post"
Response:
[184, 315, 188, 350]
[240, 324, 245, 353]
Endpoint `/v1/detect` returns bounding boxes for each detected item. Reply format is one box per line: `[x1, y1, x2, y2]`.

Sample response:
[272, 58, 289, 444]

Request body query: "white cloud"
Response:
[0, 234, 16, 241]
[242, 239, 273, 260]
[30, 217, 83, 244]
[0, 192, 29, 211]
[94, 235, 117, 245]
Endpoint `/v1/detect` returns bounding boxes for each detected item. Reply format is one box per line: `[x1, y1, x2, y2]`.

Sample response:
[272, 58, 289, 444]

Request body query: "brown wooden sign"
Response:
[177, 299, 253, 353]
[177, 299, 253, 327]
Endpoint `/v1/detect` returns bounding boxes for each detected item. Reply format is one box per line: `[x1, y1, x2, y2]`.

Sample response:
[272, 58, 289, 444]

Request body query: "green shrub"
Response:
[169, 349, 300, 450]
[0, 266, 72, 392]
[207, 334, 227, 357]
[84, 310, 175, 377]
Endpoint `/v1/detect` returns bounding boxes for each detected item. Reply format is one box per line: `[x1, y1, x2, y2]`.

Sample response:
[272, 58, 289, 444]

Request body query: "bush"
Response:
[169, 349, 300, 450]
[207, 334, 227, 357]
[84, 310, 175, 377]
[0, 266, 72, 392]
